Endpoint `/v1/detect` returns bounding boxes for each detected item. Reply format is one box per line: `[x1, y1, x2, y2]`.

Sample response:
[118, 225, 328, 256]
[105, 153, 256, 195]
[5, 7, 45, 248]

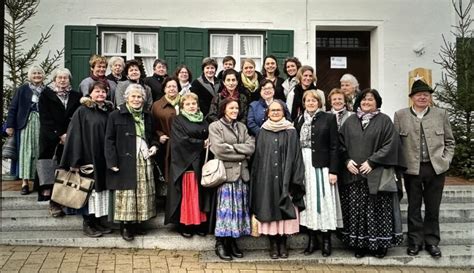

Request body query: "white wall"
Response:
[14, 0, 455, 117]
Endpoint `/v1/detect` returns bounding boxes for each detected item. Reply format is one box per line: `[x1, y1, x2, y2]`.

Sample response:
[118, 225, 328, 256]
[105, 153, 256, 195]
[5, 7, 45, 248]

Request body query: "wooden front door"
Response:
[315, 31, 371, 106]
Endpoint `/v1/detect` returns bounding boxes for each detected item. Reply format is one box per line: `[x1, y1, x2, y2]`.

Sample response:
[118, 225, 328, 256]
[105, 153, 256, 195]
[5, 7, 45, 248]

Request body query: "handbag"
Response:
[51, 165, 95, 209]
[201, 145, 227, 188]
[36, 146, 59, 186]
[2, 136, 17, 160]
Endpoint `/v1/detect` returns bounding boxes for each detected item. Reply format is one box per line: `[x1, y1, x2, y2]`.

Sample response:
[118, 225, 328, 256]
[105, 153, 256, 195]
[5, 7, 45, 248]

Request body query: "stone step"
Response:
[200, 245, 474, 269]
[0, 222, 472, 249]
[2, 185, 472, 210]
[399, 202, 474, 223]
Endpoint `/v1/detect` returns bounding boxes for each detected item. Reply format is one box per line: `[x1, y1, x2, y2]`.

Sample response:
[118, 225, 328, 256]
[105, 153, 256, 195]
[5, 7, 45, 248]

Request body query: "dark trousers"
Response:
[404, 162, 445, 246]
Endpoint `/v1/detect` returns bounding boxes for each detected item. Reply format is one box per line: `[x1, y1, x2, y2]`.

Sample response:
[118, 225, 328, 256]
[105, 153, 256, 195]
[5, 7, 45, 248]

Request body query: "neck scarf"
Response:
[165, 94, 180, 107]
[262, 118, 294, 132]
[241, 73, 259, 92]
[356, 107, 380, 130]
[181, 110, 204, 123]
[50, 82, 71, 100]
[90, 73, 110, 90]
[299, 109, 321, 147]
[220, 87, 240, 100]
[126, 104, 145, 137]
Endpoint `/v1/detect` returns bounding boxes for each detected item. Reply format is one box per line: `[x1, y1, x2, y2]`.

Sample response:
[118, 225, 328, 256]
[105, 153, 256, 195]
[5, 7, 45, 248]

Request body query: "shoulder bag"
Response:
[201, 145, 226, 188]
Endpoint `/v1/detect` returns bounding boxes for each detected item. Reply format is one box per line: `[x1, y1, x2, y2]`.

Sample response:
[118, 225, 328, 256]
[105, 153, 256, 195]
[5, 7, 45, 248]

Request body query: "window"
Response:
[101, 30, 158, 76]
[210, 33, 264, 74]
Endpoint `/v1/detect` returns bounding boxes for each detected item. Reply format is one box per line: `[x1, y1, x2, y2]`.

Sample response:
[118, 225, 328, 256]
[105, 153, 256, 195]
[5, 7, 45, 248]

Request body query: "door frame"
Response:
[308, 20, 384, 91]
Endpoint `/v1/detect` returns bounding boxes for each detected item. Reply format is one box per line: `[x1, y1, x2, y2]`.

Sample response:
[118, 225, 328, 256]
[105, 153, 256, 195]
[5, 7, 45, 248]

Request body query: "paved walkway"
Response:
[0, 245, 470, 273]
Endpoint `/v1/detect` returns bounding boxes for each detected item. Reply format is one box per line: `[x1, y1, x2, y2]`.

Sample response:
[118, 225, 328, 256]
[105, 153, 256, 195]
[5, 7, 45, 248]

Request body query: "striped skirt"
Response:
[19, 111, 40, 180]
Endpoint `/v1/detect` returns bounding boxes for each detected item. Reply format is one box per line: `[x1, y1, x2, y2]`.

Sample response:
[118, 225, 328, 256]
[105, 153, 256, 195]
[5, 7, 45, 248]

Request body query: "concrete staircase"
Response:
[1, 185, 473, 268]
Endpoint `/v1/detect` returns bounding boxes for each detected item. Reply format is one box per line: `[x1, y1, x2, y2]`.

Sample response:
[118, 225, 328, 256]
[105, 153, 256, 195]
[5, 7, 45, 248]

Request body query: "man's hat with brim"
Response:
[410, 79, 434, 97]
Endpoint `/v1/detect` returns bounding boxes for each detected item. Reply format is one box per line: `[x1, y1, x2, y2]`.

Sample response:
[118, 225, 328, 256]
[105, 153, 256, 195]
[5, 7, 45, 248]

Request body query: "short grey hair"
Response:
[52, 68, 72, 81]
[108, 56, 125, 69]
[340, 73, 360, 91]
[27, 65, 45, 82]
[124, 84, 146, 101]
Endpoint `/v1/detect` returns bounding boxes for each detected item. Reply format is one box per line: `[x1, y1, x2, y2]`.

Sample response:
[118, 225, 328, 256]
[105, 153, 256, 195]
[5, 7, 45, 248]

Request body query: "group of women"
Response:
[6, 53, 405, 260]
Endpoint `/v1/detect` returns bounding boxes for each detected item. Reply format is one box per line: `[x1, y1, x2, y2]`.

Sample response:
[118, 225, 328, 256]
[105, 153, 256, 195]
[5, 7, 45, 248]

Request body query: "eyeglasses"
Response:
[269, 109, 283, 112]
[261, 87, 274, 91]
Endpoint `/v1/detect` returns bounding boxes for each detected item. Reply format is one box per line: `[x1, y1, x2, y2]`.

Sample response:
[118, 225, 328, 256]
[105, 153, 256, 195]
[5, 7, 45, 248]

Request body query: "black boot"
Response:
[321, 231, 332, 257]
[83, 216, 102, 238]
[304, 230, 317, 255]
[215, 237, 232, 261]
[279, 235, 288, 259]
[269, 236, 279, 259]
[120, 222, 134, 241]
[92, 216, 112, 234]
[132, 222, 147, 236]
[226, 237, 243, 258]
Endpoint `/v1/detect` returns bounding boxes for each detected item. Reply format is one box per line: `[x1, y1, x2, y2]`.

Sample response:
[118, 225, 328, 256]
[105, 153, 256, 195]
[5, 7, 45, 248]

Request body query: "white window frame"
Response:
[101, 31, 158, 76]
[210, 33, 264, 74]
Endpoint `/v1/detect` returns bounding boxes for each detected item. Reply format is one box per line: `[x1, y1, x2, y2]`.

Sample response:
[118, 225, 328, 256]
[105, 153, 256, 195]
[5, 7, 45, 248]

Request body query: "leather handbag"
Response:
[36, 146, 59, 186]
[378, 167, 398, 192]
[2, 136, 17, 160]
[201, 145, 227, 188]
[51, 165, 95, 209]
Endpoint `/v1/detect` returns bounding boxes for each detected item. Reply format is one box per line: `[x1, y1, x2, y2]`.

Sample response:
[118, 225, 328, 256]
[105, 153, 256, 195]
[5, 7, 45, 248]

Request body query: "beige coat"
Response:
[394, 107, 455, 175]
[208, 119, 255, 182]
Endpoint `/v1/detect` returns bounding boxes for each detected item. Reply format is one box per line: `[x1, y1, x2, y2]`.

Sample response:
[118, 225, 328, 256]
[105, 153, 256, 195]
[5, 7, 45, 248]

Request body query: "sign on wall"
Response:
[330, 56, 347, 69]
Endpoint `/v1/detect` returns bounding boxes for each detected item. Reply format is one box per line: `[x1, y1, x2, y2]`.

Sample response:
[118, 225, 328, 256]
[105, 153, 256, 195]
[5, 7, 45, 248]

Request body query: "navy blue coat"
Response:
[6, 84, 36, 130]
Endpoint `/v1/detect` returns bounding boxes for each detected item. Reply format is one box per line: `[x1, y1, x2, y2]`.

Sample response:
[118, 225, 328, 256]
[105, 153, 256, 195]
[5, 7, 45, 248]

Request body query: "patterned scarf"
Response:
[220, 87, 240, 100]
[356, 107, 380, 130]
[261, 118, 294, 132]
[241, 73, 259, 92]
[90, 73, 110, 91]
[126, 104, 145, 137]
[49, 82, 71, 104]
[181, 110, 203, 123]
[299, 109, 321, 148]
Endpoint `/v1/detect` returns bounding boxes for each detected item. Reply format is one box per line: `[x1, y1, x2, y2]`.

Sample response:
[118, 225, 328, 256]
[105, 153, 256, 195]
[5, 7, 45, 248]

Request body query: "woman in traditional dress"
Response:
[190, 57, 221, 117]
[207, 69, 248, 124]
[289, 65, 325, 121]
[115, 59, 153, 110]
[328, 88, 353, 130]
[339, 73, 360, 111]
[105, 83, 158, 241]
[282, 57, 302, 104]
[151, 77, 181, 196]
[251, 100, 305, 259]
[261, 55, 285, 101]
[6, 65, 45, 195]
[38, 68, 82, 215]
[208, 98, 255, 261]
[60, 81, 114, 237]
[339, 88, 405, 258]
[174, 64, 193, 96]
[240, 58, 264, 103]
[295, 90, 342, 257]
[166, 93, 210, 237]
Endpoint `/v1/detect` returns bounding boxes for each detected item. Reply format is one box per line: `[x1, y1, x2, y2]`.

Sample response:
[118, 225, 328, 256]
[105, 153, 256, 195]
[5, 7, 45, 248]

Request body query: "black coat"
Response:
[104, 104, 157, 190]
[294, 111, 339, 174]
[60, 99, 114, 192]
[38, 87, 82, 159]
[165, 115, 211, 224]
[144, 73, 167, 101]
[250, 127, 305, 222]
[290, 82, 316, 121]
[272, 76, 286, 102]
[339, 113, 406, 194]
[190, 75, 221, 117]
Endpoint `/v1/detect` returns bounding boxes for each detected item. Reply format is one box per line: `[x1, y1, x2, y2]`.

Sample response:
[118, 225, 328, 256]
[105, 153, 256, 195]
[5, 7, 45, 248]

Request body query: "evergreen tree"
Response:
[3, 0, 64, 121]
[434, 0, 473, 179]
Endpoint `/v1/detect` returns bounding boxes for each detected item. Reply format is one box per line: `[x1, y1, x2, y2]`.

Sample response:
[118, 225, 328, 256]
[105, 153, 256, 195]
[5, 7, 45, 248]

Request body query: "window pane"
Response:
[211, 35, 233, 56]
[134, 33, 157, 54]
[135, 57, 154, 77]
[103, 33, 127, 54]
[240, 36, 261, 57]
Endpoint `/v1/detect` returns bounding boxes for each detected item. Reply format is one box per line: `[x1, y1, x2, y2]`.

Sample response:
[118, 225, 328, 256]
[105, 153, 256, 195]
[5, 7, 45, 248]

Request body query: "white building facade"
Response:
[21, 0, 456, 117]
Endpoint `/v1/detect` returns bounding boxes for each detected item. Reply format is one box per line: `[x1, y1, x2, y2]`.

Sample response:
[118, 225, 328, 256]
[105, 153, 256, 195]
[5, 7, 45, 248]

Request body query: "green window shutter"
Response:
[266, 30, 294, 74]
[159, 27, 180, 74]
[64, 26, 96, 90]
[180, 28, 209, 78]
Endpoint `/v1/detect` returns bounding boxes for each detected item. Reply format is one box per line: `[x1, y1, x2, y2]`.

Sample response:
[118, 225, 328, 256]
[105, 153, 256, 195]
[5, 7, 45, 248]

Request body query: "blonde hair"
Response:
[302, 89, 323, 109]
[328, 88, 348, 104]
[89, 54, 107, 69]
[240, 58, 256, 70]
[179, 92, 199, 109]
[296, 65, 317, 84]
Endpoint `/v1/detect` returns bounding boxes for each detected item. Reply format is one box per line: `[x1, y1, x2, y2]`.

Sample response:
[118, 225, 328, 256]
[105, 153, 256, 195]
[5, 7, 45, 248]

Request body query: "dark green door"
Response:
[266, 30, 294, 73]
[64, 26, 96, 89]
